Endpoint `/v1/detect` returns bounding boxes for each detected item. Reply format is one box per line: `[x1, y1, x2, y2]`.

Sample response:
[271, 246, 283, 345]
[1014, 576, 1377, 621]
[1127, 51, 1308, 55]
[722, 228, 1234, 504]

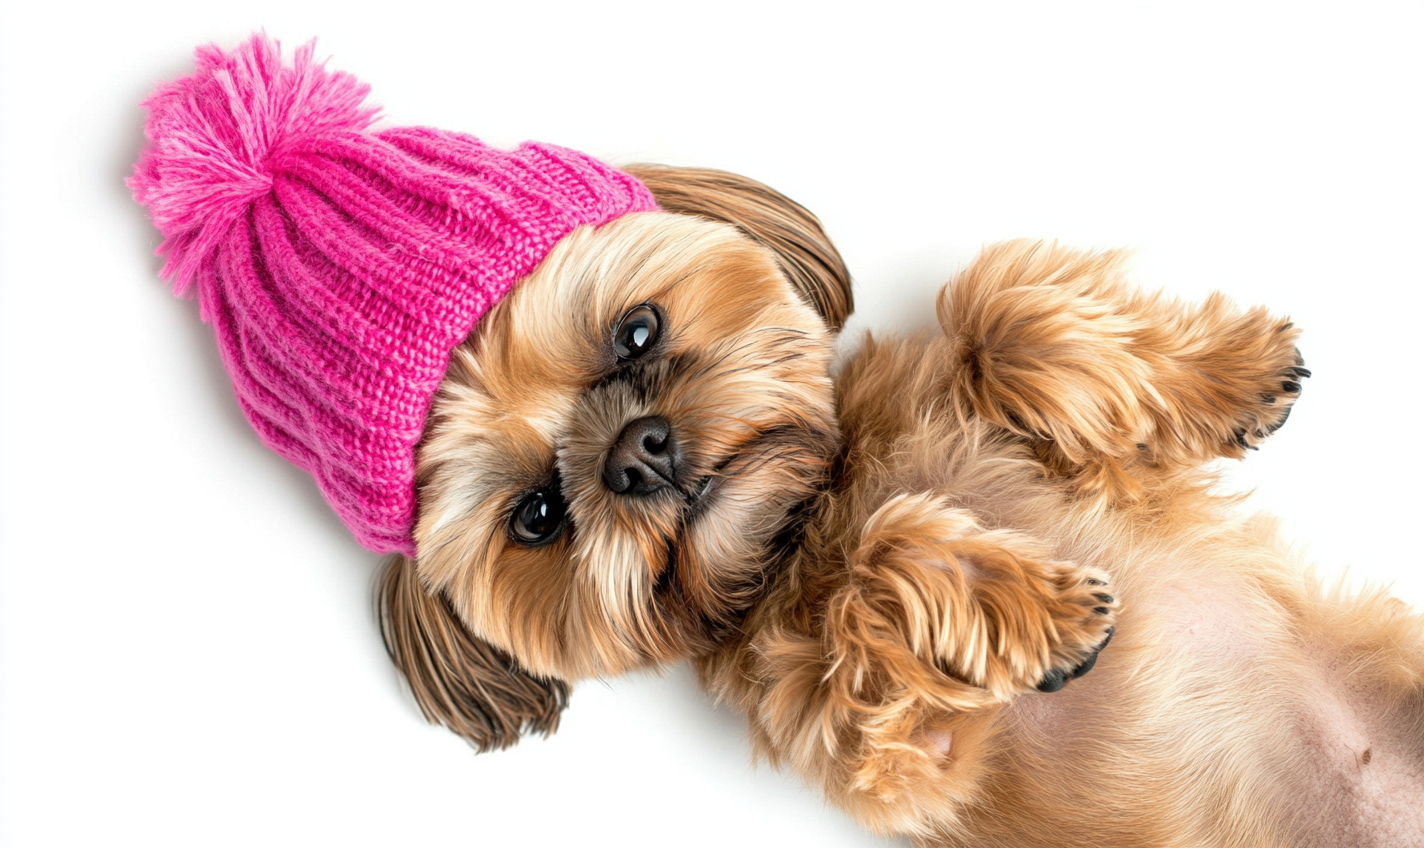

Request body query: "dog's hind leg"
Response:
[936, 240, 1308, 501]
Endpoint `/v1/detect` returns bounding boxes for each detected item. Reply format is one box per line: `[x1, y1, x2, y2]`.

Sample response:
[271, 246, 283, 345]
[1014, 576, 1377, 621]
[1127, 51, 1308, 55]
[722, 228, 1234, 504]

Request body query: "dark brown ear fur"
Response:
[378, 555, 569, 751]
[625, 164, 854, 331]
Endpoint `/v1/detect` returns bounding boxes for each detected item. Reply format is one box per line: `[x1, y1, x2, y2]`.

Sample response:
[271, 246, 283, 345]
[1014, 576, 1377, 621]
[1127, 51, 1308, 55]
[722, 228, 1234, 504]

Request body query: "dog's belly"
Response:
[1284, 643, 1424, 848]
[996, 566, 1424, 848]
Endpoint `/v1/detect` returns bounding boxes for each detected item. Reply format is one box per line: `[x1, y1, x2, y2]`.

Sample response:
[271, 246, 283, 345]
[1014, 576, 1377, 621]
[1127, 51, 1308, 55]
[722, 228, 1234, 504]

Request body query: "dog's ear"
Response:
[378, 555, 569, 752]
[625, 165, 854, 331]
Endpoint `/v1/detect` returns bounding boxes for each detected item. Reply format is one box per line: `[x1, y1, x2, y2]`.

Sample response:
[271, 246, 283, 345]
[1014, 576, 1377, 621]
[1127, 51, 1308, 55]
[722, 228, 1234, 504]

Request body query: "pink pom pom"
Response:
[129, 33, 379, 294]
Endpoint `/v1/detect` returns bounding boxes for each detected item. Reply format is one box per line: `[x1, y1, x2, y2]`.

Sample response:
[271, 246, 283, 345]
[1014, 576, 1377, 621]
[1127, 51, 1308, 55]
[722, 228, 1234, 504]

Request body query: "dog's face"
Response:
[420, 211, 839, 676]
[380, 167, 853, 750]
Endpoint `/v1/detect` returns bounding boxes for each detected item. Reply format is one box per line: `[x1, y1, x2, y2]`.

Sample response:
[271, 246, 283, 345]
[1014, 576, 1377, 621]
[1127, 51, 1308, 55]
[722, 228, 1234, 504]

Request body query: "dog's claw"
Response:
[1037, 669, 1068, 693]
[1069, 627, 1114, 680]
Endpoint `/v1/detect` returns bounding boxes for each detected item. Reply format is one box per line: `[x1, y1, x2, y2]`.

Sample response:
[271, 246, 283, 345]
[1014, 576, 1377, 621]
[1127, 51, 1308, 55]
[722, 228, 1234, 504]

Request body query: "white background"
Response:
[1, 3, 1421, 846]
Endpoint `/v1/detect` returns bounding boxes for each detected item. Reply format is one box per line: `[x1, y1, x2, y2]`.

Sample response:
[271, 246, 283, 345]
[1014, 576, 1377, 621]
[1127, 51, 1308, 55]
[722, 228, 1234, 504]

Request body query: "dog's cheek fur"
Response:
[648, 299, 841, 621]
[677, 421, 838, 615]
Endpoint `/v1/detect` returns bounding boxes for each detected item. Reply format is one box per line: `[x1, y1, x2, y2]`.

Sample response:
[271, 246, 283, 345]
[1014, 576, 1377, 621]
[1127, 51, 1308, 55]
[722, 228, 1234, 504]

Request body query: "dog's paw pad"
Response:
[1037, 626, 1114, 691]
[1036, 668, 1068, 693]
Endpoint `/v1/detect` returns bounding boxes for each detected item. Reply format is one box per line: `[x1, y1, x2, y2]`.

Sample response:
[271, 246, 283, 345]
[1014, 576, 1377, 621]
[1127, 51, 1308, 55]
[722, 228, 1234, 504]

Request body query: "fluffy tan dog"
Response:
[380, 166, 1424, 847]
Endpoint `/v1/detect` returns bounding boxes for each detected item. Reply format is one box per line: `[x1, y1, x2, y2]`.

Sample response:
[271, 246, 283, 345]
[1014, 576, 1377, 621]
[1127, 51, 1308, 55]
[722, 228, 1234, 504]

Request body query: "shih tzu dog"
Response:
[135, 35, 1424, 848]
[387, 166, 1424, 847]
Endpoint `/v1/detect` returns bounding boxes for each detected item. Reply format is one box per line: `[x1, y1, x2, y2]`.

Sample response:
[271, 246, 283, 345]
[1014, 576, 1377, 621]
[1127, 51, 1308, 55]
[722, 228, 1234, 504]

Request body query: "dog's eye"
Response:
[509, 489, 566, 545]
[613, 304, 660, 360]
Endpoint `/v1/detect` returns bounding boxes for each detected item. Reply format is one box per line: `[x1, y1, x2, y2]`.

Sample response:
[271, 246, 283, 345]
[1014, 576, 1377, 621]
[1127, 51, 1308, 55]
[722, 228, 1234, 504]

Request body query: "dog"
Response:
[379, 165, 1424, 847]
[125, 35, 1421, 844]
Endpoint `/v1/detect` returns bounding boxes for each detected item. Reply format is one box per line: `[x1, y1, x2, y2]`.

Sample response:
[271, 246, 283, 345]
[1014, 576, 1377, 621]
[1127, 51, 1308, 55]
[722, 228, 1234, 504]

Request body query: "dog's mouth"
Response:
[679, 456, 732, 516]
[675, 426, 790, 516]
[653, 424, 829, 629]
[682, 474, 717, 509]
[670, 423, 815, 532]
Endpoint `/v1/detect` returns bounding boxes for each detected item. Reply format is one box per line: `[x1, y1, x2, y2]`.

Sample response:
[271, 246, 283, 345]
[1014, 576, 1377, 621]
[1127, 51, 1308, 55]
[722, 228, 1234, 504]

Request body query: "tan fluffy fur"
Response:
[380, 168, 1424, 846]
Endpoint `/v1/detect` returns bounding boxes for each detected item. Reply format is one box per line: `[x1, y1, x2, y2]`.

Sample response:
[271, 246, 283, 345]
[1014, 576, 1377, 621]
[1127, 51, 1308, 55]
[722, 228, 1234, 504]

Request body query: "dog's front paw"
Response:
[834, 496, 1120, 705]
[933, 539, 1119, 698]
[1014, 564, 1118, 694]
[1232, 339, 1310, 453]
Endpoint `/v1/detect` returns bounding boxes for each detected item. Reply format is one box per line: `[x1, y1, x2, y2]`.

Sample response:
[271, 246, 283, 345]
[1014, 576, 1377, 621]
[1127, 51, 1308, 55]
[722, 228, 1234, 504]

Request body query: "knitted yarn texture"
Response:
[130, 33, 658, 554]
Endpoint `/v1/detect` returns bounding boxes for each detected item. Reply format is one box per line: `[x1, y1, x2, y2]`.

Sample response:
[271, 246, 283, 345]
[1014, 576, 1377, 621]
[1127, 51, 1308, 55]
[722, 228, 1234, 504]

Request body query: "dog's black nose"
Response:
[603, 416, 677, 496]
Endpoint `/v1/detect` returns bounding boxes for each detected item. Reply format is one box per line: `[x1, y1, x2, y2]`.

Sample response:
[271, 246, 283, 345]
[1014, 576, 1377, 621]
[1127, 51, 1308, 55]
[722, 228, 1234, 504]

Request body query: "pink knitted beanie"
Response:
[131, 34, 658, 555]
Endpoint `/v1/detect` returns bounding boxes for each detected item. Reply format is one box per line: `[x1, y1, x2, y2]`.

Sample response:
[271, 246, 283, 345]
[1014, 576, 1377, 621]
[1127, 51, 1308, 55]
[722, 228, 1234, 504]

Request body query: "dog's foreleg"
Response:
[746, 492, 1115, 838]
[937, 240, 1307, 500]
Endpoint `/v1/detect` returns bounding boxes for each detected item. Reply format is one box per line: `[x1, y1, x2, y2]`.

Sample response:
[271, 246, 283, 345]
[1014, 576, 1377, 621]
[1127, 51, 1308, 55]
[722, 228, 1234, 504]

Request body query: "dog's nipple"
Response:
[922, 728, 953, 760]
